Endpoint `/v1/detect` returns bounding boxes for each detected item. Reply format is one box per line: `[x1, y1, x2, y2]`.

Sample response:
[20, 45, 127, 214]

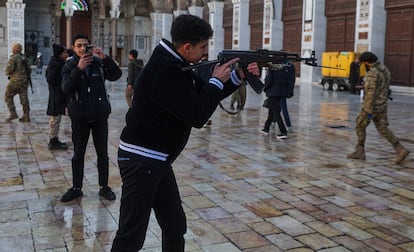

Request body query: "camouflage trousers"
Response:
[4, 81, 30, 114]
[49, 115, 62, 139]
[355, 108, 398, 147]
[230, 83, 247, 109]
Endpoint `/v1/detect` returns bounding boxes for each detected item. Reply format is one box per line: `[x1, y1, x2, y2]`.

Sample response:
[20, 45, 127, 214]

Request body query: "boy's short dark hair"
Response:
[129, 49, 138, 58]
[72, 34, 90, 45]
[359, 51, 378, 63]
[171, 14, 213, 47]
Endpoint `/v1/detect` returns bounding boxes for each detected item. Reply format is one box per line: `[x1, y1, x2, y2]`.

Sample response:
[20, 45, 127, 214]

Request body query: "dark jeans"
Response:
[264, 96, 287, 134]
[111, 149, 186, 252]
[279, 96, 291, 127]
[71, 118, 109, 188]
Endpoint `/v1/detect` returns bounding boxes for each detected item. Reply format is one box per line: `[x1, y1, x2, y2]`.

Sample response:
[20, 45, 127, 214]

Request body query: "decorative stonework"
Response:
[6, 0, 26, 55]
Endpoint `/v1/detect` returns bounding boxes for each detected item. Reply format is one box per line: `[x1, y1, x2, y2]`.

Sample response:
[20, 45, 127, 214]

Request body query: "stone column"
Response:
[207, 1, 224, 60]
[231, 0, 250, 50]
[188, 0, 204, 17]
[301, 0, 326, 83]
[98, 1, 106, 49]
[355, 0, 386, 60]
[110, 0, 121, 59]
[262, 0, 283, 50]
[174, 0, 188, 17]
[91, 1, 100, 46]
[6, 0, 26, 55]
[49, 2, 59, 45]
[150, 0, 173, 51]
[64, 0, 74, 49]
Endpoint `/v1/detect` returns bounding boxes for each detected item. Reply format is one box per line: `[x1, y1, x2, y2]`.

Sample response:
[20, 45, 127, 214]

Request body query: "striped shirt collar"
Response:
[160, 39, 184, 63]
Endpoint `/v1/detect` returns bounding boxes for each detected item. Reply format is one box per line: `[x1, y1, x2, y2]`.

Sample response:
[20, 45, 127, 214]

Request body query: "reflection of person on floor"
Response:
[111, 14, 259, 252]
[230, 79, 247, 110]
[347, 51, 409, 164]
[349, 55, 360, 94]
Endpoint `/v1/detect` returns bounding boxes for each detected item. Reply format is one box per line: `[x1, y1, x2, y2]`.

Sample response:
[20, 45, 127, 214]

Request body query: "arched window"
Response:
[60, 0, 89, 11]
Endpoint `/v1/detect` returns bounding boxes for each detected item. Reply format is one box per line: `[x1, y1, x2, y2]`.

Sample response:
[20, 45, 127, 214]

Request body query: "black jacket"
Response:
[349, 61, 361, 85]
[127, 58, 143, 86]
[264, 63, 296, 98]
[120, 39, 240, 162]
[46, 56, 66, 116]
[62, 55, 122, 121]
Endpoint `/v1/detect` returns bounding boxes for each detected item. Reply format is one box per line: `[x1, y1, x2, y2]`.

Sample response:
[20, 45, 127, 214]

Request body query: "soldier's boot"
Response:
[395, 142, 410, 164]
[6, 111, 18, 122]
[19, 114, 30, 122]
[347, 145, 366, 160]
[19, 107, 30, 122]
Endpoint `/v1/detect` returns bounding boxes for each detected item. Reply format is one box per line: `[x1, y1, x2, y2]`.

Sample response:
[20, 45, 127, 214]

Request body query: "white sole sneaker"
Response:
[259, 129, 269, 135]
[276, 134, 287, 139]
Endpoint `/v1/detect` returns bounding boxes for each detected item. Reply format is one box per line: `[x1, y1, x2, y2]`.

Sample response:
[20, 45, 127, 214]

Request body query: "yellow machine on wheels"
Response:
[320, 51, 365, 91]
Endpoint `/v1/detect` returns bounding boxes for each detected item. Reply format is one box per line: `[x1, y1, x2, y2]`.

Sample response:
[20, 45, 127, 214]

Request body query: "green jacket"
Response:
[5, 53, 31, 85]
[363, 62, 391, 114]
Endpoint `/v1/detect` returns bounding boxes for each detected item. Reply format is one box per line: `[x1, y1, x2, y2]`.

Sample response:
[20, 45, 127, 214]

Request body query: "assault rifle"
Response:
[182, 49, 318, 94]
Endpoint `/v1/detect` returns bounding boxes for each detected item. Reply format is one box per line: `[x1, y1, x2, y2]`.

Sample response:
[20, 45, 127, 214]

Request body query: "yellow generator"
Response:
[320, 51, 365, 91]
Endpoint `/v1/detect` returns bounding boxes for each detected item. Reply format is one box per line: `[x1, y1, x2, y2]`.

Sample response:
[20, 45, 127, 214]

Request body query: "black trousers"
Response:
[264, 96, 287, 134]
[71, 118, 109, 188]
[111, 149, 186, 252]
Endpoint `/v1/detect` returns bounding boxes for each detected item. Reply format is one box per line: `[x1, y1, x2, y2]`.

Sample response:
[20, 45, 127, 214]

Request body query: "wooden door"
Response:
[249, 0, 263, 50]
[60, 10, 92, 47]
[385, 7, 414, 87]
[282, 0, 302, 76]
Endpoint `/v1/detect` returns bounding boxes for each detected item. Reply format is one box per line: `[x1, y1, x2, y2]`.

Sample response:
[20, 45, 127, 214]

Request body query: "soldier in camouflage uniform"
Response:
[4, 43, 31, 122]
[348, 51, 409, 164]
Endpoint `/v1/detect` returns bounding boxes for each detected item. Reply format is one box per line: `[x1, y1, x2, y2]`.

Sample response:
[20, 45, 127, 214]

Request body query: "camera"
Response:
[85, 45, 94, 55]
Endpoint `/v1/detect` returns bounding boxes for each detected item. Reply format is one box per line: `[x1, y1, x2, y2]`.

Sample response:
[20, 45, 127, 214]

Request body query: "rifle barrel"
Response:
[182, 59, 220, 71]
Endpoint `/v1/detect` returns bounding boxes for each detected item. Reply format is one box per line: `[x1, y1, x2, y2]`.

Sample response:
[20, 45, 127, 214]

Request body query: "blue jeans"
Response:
[279, 96, 291, 127]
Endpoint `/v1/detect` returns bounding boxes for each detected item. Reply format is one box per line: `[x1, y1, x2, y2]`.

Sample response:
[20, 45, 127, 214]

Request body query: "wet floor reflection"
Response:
[0, 65, 413, 251]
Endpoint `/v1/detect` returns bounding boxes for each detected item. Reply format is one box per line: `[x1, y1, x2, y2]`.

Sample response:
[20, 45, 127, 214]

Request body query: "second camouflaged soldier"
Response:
[347, 51, 409, 164]
[5, 43, 31, 123]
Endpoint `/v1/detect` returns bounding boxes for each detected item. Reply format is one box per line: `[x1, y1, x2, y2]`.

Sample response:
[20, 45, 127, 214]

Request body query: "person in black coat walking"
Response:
[46, 44, 69, 150]
[261, 62, 295, 139]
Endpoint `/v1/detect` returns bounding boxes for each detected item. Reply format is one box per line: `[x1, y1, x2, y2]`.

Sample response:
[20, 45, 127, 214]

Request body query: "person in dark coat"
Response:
[261, 62, 295, 139]
[349, 56, 360, 94]
[61, 34, 122, 202]
[111, 14, 260, 251]
[125, 49, 143, 107]
[46, 44, 69, 150]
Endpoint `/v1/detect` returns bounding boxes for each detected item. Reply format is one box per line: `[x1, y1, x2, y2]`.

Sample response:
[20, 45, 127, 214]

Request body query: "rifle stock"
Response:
[183, 49, 318, 94]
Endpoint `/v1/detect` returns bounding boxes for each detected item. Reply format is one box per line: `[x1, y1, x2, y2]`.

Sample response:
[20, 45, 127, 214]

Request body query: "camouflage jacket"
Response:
[362, 62, 391, 114]
[5, 53, 31, 85]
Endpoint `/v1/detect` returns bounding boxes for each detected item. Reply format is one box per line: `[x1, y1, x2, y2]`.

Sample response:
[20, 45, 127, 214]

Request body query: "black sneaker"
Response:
[276, 133, 288, 139]
[48, 138, 68, 150]
[259, 129, 269, 135]
[61, 188, 83, 202]
[99, 186, 116, 201]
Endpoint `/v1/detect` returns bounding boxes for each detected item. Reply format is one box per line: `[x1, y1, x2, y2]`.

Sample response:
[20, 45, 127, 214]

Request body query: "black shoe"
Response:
[99, 186, 116, 201]
[48, 138, 68, 150]
[276, 133, 288, 139]
[61, 188, 83, 202]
